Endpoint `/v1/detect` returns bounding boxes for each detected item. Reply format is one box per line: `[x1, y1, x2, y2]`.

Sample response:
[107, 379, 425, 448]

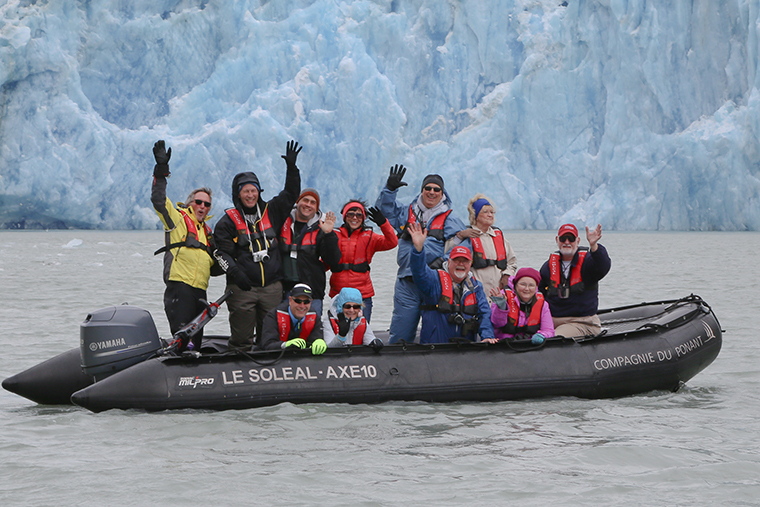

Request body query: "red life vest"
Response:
[470, 228, 508, 270]
[154, 208, 213, 255]
[502, 290, 545, 335]
[276, 310, 317, 342]
[225, 206, 276, 252]
[328, 314, 367, 345]
[279, 215, 319, 256]
[331, 228, 372, 273]
[424, 270, 479, 316]
[548, 248, 588, 296]
[401, 205, 452, 241]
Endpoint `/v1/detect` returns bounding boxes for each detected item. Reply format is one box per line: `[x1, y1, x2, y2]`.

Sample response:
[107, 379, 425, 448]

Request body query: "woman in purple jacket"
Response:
[484, 267, 555, 345]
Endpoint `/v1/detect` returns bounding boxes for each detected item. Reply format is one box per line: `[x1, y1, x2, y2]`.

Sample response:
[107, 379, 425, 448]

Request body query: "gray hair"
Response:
[181, 187, 213, 209]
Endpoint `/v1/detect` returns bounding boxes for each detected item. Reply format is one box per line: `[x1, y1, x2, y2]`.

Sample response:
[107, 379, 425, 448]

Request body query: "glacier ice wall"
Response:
[1, 0, 759, 230]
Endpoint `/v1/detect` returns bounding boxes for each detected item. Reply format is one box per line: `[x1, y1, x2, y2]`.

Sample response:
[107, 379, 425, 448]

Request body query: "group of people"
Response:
[150, 139, 611, 355]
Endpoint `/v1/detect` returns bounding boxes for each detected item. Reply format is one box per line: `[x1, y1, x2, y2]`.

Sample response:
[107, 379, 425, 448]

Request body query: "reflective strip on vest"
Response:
[471, 229, 508, 270]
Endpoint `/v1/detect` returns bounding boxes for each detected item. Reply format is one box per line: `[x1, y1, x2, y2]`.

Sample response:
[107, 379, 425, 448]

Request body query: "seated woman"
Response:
[324, 287, 384, 350]
[483, 267, 555, 345]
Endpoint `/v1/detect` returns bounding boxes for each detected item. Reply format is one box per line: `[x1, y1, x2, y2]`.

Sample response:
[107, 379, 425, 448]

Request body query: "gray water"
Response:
[1, 230, 758, 506]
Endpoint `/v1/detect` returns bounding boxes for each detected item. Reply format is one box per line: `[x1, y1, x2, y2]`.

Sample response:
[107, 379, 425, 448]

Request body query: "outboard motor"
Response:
[80, 305, 163, 381]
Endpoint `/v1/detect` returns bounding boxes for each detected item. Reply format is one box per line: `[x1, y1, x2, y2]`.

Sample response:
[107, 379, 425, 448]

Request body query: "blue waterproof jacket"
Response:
[375, 186, 465, 278]
[410, 247, 494, 343]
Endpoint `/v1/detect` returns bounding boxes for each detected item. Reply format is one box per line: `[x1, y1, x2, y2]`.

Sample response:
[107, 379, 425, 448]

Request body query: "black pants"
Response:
[164, 281, 208, 351]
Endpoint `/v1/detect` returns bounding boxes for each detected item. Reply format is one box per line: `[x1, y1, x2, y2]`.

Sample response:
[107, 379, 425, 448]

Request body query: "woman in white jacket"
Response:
[324, 288, 384, 350]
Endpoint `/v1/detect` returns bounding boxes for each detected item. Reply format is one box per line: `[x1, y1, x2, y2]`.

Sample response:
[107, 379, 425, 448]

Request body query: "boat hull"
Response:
[70, 298, 722, 412]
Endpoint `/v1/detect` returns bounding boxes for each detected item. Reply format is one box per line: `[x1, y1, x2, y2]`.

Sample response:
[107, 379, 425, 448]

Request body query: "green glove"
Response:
[311, 338, 327, 355]
[283, 338, 306, 349]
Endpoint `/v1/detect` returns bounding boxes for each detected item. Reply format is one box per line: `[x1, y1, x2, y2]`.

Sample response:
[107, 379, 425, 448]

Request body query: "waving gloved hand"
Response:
[311, 338, 327, 355]
[281, 140, 302, 169]
[283, 338, 307, 349]
[228, 266, 252, 292]
[153, 140, 172, 178]
[336, 312, 351, 337]
[366, 206, 387, 227]
[531, 332, 546, 345]
[369, 338, 384, 353]
[386, 164, 407, 191]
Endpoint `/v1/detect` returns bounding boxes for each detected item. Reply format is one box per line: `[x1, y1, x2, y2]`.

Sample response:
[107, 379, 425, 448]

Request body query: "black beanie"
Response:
[421, 174, 444, 191]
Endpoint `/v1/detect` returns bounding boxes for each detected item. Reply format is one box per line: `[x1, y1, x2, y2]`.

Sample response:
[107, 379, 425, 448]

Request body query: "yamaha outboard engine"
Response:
[80, 305, 163, 381]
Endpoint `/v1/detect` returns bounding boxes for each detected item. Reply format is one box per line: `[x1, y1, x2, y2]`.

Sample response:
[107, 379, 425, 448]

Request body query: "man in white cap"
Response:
[407, 222, 493, 344]
[539, 223, 611, 339]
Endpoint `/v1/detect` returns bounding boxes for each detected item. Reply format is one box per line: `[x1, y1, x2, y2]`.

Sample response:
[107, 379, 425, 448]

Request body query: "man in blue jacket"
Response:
[375, 165, 466, 343]
[539, 223, 611, 339]
[407, 222, 493, 344]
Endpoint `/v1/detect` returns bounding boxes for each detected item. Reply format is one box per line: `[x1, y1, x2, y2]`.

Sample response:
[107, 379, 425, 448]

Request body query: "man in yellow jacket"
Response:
[151, 140, 218, 351]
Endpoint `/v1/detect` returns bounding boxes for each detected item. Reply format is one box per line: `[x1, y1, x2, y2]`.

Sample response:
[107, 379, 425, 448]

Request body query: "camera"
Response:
[448, 313, 466, 326]
[558, 285, 570, 299]
[252, 249, 270, 263]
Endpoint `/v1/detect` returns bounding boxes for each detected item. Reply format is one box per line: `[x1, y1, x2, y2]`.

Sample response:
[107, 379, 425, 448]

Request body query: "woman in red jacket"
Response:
[328, 200, 398, 322]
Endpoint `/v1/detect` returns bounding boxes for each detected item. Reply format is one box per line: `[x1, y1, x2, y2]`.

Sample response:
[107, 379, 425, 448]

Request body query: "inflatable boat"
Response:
[3, 295, 722, 412]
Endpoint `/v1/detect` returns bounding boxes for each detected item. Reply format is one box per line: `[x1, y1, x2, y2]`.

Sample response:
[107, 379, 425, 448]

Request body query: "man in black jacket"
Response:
[279, 188, 342, 317]
[213, 141, 301, 350]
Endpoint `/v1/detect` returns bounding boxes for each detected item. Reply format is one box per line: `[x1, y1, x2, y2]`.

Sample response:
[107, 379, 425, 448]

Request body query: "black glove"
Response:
[228, 266, 252, 291]
[369, 338, 384, 352]
[386, 164, 407, 191]
[281, 140, 302, 169]
[152, 140, 171, 178]
[337, 312, 350, 337]
[366, 206, 387, 227]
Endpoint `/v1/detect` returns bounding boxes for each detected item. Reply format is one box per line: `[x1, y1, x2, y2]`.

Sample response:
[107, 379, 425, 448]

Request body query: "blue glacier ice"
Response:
[1, 0, 759, 230]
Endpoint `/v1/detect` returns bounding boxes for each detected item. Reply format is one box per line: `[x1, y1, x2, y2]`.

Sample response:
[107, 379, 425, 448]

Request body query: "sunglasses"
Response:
[343, 304, 362, 310]
[292, 298, 311, 305]
[559, 235, 576, 243]
[194, 199, 211, 207]
[345, 212, 364, 219]
[423, 185, 442, 193]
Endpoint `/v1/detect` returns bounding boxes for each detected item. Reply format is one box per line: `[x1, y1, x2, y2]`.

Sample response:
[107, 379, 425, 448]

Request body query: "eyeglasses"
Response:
[194, 199, 211, 208]
[292, 298, 311, 305]
[343, 304, 362, 310]
[345, 212, 364, 219]
[423, 186, 442, 193]
[559, 235, 576, 243]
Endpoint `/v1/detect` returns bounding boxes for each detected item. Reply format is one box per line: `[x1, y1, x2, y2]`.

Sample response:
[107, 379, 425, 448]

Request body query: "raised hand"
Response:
[319, 211, 336, 234]
[366, 206, 387, 227]
[586, 224, 602, 250]
[281, 140, 302, 168]
[407, 221, 427, 252]
[386, 164, 408, 191]
[153, 140, 171, 178]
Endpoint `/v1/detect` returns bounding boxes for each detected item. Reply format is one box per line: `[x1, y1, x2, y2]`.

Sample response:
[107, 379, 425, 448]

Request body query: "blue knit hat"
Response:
[336, 287, 363, 311]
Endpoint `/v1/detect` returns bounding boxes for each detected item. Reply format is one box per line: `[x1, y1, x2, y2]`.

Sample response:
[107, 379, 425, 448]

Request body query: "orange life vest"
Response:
[422, 270, 478, 315]
[154, 208, 213, 255]
[276, 310, 317, 342]
[225, 206, 276, 252]
[328, 314, 367, 345]
[401, 205, 452, 241]
[279, 215, 319, 256]
[548, 247, 588, 296]
[470, 228, 508, 270]
[501, 290, 545, 335]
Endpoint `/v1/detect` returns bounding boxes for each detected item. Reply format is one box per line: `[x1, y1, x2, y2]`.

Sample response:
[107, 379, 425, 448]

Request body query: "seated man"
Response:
[259, 284, 327, 354]
[407, 222, 494, 344]
[539, 223, 611, 339]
